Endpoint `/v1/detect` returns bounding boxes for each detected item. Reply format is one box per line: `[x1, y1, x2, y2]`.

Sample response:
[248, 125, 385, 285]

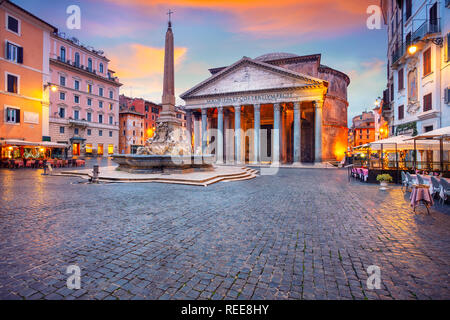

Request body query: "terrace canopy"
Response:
[406, 126, 450, 172]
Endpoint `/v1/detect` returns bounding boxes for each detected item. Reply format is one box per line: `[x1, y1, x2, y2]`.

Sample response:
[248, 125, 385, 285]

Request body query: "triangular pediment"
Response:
[181, 57, 325, 99]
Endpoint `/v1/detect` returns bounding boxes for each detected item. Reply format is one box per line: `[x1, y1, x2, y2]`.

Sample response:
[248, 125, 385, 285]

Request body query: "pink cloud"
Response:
[98, 0, 374, 37]
[106, 43, 187, 100]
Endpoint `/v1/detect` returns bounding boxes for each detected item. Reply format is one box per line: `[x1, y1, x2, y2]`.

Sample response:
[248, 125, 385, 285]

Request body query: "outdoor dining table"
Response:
[356, 168, 369, 181]
[11, 160, 24, 168]
[410, 185, 433, 214]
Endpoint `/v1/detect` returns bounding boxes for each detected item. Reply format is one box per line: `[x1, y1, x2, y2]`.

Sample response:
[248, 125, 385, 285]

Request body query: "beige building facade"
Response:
[48, 33, 122, 157]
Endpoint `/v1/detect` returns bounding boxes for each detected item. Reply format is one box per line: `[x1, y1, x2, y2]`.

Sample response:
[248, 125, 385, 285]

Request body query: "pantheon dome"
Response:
[254, 52, 299, 62]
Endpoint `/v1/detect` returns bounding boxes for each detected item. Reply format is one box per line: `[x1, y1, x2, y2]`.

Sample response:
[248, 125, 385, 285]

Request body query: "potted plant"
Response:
[376, 174, 393, 190]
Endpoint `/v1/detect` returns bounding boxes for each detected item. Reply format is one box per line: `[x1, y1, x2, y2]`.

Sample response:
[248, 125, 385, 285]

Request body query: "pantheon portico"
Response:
[181, 53, 350, 164]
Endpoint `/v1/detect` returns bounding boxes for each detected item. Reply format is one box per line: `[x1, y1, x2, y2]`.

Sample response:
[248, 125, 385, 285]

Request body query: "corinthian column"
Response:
[273, 103, 281, 164]
[217, 107, 224, 164]
[253, 104, 261, 164]
[234, 106, 242, 164]
[293, 102, 301, 164]
[201, 108, 208, 155]
[314, 100, 323, 163]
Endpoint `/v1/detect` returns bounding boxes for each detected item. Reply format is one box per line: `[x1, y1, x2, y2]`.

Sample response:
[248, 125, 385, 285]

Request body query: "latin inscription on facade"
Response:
[206, 92, 294, 105]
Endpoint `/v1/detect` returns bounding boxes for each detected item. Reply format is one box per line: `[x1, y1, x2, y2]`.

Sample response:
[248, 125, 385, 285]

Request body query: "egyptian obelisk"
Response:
[157, 12, 180, 126]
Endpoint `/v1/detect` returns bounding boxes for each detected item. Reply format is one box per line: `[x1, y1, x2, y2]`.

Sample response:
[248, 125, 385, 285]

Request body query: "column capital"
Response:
[293, 102, 301, 110]
[253, 104, 261, 111]
[313, 100, 324, 109]
[234, 105, 241, 113]
[217, 106, 224, 113]
[201, 108, 208, 115]
[273, 103, 281, 112]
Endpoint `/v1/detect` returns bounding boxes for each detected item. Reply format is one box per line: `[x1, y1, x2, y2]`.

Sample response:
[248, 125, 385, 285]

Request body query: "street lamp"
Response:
[408, 36, 443, 56]
[374, 97, 381, 107]
[408, 45, 418, 55]
[44, 83, 57, 92]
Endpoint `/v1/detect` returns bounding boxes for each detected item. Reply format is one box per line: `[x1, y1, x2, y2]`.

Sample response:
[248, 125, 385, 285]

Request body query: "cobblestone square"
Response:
[0, 165, 449, 300]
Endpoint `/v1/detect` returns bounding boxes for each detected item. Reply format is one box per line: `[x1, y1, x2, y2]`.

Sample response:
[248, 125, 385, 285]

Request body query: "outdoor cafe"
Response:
[351, 126, 450, 183]
[350, 126, 450, 209]
[0, 139, 85, 169]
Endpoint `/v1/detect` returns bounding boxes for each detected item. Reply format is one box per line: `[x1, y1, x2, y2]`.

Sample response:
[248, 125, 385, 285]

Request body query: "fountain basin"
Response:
[111, 154, 215, 174]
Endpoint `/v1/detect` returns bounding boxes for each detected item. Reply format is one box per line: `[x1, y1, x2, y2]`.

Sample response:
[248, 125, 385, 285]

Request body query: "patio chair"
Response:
[430, 176, 441, 198]
[405, 172, 415, 192]
[401, 171, 408, 192]
[417, 174, 425, 185]
[439, 179, 450, 205]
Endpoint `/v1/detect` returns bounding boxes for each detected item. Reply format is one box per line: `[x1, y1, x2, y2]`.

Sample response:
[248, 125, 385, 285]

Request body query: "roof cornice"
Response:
[50, 58, 122, 87]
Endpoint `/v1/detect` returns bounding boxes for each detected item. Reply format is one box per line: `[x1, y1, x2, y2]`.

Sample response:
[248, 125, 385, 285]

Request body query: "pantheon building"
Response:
[181, 53, 350, 164]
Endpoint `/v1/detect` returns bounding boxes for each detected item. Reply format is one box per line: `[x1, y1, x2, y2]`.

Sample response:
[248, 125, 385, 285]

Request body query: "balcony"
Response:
[413, 19, 441, 42]
[69, 119, 89, 127]
[391, 43, 405, 65]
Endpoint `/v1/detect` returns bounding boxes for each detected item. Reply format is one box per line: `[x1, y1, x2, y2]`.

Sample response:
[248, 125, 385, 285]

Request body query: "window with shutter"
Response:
[423, 48, 431, 76]
[6, 42, 22, 63]
[5, 107, 20, 123]
[17, 47, 23, 64]
[405, 0, 412, 20]
[7, 16, 19, 34]
[398, 68, 404, 90]
[7, 74, 18, 93]
[447, 33, 450, 62]
[398, 105, 404, 120]
[423, 93, 432, 112]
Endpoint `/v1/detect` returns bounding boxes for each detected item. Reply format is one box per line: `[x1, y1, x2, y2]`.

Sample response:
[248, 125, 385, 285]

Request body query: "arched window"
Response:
[99, 63, 104, 73]
[60, 46, 66, 62]
[88, 58, 92, 72]
[74, 52, 80, 67]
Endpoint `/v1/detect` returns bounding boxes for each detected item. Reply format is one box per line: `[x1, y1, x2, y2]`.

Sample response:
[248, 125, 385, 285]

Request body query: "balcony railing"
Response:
[69, 119, 89, 127]
[413, 19, 441, 41]
[391, 43, 405, 64]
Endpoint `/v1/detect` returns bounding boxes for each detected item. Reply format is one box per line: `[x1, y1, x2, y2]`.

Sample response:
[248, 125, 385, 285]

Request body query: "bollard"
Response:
[92, 165, 100, 183]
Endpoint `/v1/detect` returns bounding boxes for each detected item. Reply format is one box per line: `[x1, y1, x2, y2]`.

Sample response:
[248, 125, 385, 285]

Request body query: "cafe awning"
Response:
[407, 126, 450, 140]
[369, 135, 415, 150]
[70, 136, 86, 142]
[0, 139, 68, 148]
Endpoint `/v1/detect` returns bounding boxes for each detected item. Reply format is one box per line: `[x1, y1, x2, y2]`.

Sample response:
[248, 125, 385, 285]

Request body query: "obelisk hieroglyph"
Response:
[158, 11, 180, 126]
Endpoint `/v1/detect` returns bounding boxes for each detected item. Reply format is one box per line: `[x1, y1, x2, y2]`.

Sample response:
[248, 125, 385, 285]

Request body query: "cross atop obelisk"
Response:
[167, 9, 173, 26]
[158, 9, 180, 126]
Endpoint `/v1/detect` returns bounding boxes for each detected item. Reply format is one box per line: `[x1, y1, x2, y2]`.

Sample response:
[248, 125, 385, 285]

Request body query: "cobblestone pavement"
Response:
[0, 163, 449, 300]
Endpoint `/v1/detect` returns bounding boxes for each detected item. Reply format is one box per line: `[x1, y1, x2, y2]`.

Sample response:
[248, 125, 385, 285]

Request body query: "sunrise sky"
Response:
[14, 0, 388, 122]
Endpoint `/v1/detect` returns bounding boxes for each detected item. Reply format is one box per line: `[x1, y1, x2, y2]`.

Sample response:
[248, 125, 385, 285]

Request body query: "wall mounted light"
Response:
[44, 83, 58, 92]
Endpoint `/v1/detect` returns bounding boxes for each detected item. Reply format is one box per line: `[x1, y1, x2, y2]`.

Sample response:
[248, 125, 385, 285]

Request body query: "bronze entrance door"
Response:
[301, 119, 314, 163]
